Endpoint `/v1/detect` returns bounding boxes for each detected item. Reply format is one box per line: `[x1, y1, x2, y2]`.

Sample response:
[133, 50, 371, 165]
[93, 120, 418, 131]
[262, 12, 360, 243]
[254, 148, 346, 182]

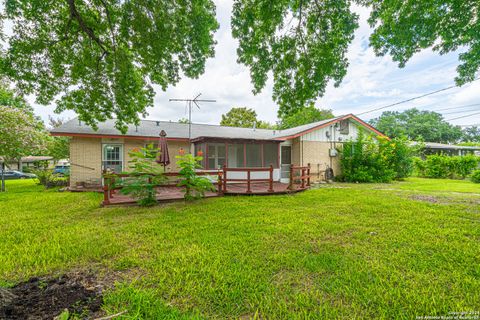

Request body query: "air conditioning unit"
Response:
[329, 148, 338, 157]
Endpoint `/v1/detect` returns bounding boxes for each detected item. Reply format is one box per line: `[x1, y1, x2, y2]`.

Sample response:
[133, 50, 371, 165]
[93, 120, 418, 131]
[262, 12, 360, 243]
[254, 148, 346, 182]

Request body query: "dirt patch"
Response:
[410, 195, 439, 203]
[0, 274, 104, 320]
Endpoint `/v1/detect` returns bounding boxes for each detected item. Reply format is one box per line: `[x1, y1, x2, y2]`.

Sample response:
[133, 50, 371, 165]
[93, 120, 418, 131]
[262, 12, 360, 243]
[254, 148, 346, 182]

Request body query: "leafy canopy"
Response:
[280, 105, 334, 129]
[2, 1, 480, 128]
[369, 108, 463, 143]
[220, 107, 274, 129]
[1, 0, 218, 133]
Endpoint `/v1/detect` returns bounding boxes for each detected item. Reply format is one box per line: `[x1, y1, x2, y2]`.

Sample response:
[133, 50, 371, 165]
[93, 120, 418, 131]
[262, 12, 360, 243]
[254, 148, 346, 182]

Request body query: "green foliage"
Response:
[471, 170, 480, 183]
[279, 106, 334, 129]
[339, 132, 414, 183]
[220, 107, 274, 129]
[178, 118, 190, 124]
[1, 0, 219, 133]
[369, 108, 463, 143]
[461, 126, 480, 142]
[33, 169, 68, 188]
[116, 144, 166, 207]
[232, 0, 358, 118]
[414, 154, 479, 179]
[362, 0, 480, 86]
[176, 153, 215, 200]
[47, 137, 70, 161]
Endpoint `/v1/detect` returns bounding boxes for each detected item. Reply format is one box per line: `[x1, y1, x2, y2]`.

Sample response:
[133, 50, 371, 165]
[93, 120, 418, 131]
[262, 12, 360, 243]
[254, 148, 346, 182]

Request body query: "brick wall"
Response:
[69, 137, 102, 187]
[291, 140, 343, 181]
[69, 137, 190, 187]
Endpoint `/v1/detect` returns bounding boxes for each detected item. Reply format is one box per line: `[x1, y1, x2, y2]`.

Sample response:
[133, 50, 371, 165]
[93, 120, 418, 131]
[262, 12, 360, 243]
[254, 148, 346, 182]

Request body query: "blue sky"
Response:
[28, 1, 480, 127]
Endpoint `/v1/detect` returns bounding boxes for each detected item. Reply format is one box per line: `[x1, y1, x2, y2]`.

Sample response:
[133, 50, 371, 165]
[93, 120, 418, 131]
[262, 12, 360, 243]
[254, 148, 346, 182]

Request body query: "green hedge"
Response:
[339, 133, 414, 183]
[414, 154, 479, 179]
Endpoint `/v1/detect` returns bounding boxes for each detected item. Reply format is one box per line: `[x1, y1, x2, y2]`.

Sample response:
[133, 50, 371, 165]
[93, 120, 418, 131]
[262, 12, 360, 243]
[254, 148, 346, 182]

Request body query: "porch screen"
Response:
[227, 144, 244, 167]
[246, 144, 262, 167]
[263, 143, 278, 167]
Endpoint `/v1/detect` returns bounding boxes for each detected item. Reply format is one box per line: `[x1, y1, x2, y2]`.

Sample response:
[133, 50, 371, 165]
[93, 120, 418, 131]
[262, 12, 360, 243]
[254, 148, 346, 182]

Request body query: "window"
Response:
[227, 144, 244, 167]
[207, 143, 226, 169]
[264, 143, 278, 167]
[102, 144, 123, 173]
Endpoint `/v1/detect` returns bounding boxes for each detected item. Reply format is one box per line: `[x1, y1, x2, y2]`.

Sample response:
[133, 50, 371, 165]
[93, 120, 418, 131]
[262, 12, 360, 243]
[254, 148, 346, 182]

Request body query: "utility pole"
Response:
[169, 93, 216, 151]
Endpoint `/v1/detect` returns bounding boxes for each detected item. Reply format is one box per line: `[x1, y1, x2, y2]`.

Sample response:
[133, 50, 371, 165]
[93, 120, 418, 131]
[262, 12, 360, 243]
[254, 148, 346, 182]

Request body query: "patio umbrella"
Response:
[156, 130, 170, 171]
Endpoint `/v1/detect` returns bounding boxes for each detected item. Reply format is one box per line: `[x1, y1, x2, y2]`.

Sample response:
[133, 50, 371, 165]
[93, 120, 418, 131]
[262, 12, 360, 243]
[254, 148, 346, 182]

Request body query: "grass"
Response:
[1, 178, 479, 319]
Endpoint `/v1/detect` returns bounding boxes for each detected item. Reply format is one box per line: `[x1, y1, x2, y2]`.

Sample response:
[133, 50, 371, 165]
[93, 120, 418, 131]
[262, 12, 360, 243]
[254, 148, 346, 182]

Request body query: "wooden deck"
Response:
[103, 182, 307, 206]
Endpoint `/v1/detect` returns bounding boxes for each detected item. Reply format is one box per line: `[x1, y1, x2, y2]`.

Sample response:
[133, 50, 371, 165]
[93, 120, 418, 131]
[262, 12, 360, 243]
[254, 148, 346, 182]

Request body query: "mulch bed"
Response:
[0, 274, 104, 320]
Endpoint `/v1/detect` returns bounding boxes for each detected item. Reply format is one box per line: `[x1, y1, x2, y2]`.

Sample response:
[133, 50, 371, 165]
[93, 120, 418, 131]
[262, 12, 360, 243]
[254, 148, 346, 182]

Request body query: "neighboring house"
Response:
[50, 114, 386, 188]
[0, 156, 54, 171]
[418, 142, 480, 157]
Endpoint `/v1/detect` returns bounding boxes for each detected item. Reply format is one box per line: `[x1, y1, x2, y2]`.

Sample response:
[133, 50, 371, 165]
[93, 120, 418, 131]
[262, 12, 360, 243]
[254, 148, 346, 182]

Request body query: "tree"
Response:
[0, 106, 47, 191]
[47, 116, 70, 161]
[178, 118, 190, 124]
[369, 108, 463, 143]
[220, 107, 274, 129]
[3, 1, 480, 126]
[462, 126, 480, 142]
[280, 106, 334, 129]
[1, 0, 219, 133]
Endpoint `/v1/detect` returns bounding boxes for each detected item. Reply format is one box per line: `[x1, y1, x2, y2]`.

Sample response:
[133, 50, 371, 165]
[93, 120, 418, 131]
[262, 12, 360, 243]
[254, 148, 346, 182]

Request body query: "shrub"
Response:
[33, 169, 68, 188]
[339, 132, 413, 183]
[115, 144, 167, 206]
[176, 152, 216, 200]
[471, 170, 480, 183]
[414, 154, 479, 179]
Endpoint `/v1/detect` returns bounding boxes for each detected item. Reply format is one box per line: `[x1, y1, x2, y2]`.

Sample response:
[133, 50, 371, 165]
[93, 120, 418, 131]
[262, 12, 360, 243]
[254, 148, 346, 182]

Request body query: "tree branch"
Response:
[67, 0, 109, 55]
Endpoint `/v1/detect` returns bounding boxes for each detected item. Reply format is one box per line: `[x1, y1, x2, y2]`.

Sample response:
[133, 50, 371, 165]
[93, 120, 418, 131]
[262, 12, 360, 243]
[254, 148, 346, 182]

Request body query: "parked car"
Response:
[0, 170, 36, 179]
[53, 165, 70, 176]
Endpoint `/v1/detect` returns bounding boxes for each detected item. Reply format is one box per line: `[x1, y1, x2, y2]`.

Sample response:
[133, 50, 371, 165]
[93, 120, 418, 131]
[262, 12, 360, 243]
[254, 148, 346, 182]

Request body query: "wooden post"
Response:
[223, 165, 227, 193]
[217, 172, 223, 195]
[301, 168, 305, 189]
[103, 184, 110, 205]
[109, 176, 115, 196]
[307, 163, 311, 187]
[268, 164, 274, 192]
[246, 169, 251, 193]
[288, 164, 294, 190]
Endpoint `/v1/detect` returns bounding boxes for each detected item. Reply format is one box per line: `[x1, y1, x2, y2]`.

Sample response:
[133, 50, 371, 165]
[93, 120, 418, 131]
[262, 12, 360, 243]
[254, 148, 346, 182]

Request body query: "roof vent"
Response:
[135, 125, 138, 132]
[253, 121, 256, 131]
[156, 121, 160, 126]
[78, 119, 82, 126]
[273, 130, 276, 135]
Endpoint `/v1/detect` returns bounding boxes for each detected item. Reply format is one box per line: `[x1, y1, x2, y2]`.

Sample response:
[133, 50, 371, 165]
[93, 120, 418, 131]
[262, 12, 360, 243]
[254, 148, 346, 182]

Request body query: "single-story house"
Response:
[50, 114, 386, 188]
[420, 142, 480, 156]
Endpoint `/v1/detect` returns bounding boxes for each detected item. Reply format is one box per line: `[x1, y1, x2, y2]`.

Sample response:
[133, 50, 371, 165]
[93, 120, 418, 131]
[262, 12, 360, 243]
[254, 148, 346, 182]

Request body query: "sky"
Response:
[25, 0, 480, 128]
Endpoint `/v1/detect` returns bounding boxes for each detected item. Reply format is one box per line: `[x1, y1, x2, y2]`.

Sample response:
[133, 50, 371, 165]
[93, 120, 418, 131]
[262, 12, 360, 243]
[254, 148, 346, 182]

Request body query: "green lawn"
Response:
[1, 178, 479, 319]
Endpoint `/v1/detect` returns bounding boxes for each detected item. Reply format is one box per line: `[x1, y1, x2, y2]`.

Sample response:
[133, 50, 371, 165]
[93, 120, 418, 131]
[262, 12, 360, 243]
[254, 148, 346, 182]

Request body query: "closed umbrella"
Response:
[156, 130, 170, 171]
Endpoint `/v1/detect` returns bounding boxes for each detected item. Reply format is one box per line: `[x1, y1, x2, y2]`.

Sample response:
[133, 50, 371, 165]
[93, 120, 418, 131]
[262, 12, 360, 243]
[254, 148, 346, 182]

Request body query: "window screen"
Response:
[246, 144, 262, 167]
[263, 143, 278, 167]
[227, 144, 244, 168]
[102, 144, 123, 173]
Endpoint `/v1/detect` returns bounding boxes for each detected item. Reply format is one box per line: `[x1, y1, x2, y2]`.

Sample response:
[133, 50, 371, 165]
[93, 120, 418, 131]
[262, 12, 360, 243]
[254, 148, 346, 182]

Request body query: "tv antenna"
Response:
[169, 93, 216, 142]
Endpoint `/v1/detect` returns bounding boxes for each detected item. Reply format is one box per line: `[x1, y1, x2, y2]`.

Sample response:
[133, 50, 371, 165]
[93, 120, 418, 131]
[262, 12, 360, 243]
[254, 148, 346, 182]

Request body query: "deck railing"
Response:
[221, 165, 274, 193]
[288, 163, 311, 190]
[102, 170, 223, 205]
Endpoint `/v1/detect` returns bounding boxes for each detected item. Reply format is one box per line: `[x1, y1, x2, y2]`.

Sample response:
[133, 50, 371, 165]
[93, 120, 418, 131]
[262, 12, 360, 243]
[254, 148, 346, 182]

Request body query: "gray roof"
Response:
[51, 116, 348, 140]
[422, 142, 480, 150]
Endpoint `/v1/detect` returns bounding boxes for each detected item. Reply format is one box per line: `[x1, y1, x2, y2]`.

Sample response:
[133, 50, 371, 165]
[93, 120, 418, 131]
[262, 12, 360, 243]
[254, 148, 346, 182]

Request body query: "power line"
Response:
[442, 106, 480, 115]
[446, 111, 480, 121]
[356, 78, 480, 116]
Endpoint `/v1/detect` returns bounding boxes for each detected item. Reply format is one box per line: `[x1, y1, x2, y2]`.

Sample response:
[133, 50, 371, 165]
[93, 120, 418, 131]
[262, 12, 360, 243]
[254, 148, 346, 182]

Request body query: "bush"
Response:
[176, 151, 216, 200]
[471, 170, 480, 183]
[339, 132, 413, 183]
[116, 144, 166, 207]
[414, 154, 479, 179]
[33, 169, 68, 188]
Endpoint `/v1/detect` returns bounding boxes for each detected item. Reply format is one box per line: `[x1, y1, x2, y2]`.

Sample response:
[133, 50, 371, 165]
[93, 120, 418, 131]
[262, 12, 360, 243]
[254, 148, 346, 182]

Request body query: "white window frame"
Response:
[102, 144, 124, 173]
